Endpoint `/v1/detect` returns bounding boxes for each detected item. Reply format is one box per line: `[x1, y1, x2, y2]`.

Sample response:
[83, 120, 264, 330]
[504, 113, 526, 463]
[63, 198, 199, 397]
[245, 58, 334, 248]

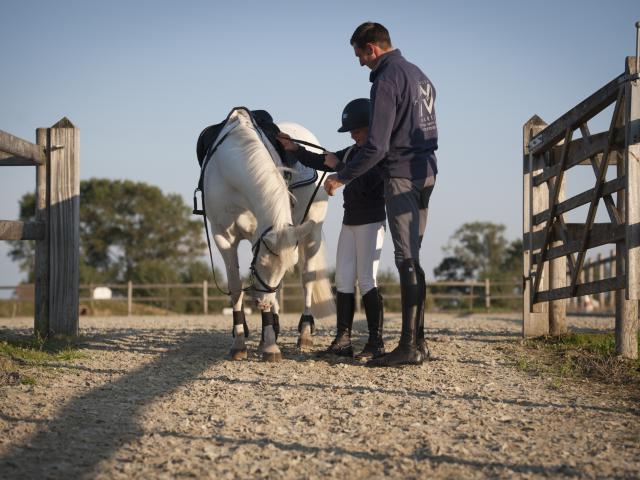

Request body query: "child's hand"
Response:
[323, 152, 339, 169]
[276, 133, 298, 151]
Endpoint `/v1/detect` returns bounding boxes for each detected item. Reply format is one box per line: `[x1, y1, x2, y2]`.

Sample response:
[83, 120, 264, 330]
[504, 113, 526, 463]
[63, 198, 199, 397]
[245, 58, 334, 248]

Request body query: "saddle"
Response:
[194, 107, 308, 216]
[196, 109, 293, 169]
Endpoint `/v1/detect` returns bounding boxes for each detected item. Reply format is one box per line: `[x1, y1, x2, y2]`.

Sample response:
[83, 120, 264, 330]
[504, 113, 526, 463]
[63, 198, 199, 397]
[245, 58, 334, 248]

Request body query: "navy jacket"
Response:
[293, 145, 385, 226]
[337, 50, 438, 183]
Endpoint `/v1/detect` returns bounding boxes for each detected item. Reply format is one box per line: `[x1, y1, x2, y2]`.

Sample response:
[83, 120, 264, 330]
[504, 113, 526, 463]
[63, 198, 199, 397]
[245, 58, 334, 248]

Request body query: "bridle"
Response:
[248, 226, 282, 294]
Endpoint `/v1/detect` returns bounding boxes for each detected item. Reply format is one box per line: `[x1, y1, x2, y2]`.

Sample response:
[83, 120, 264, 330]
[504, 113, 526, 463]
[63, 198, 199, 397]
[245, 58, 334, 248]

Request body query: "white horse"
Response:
[201, 107, 334, 361]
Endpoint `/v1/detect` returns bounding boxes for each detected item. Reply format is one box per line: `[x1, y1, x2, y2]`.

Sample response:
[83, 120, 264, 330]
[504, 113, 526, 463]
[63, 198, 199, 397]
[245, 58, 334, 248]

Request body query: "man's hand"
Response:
[324, 174, 344, 196]
[276, 133, 298, 151]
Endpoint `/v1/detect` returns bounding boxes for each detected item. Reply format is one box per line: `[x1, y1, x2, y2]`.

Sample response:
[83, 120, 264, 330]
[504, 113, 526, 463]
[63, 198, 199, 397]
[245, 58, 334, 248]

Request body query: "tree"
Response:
[502, 238, 523, 280]
[435, 222, 509, 281]
[8, 178, 220, 284]
[433, 256, 472, 281]
[433, 222, 522, 310]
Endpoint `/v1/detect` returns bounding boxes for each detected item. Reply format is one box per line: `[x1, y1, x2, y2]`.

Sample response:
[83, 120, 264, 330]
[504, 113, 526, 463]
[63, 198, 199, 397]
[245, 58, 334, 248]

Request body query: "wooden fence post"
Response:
[597, 253, 606, 308]
[47, 118, 79, 336]
[523, 116, 550, 336]
[34, 128, 49, 337]
[584, 258, 592, 311]
[203, 280, 208, 315]
[468, 283, 474, 311]
[549, 166, 567, 335]
[127, 281, 133, 316]
[619, 56, 639, 359]
[484, 278, 491, 311]
[609, 249, 616, 310]
[616, 243, 638, 358]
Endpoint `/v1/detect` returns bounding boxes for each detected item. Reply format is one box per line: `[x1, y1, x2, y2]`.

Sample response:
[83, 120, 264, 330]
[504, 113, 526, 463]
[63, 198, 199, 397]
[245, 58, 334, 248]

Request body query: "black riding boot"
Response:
[415, 263, 430, 360]
[368, 259, 423, 367]
[355, 288, 385, 360]
[318, 291, 354, 357]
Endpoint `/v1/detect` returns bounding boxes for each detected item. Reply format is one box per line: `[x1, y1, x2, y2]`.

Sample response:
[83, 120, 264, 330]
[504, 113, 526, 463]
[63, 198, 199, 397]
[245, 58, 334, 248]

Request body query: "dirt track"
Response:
[1, 312, 639, 479]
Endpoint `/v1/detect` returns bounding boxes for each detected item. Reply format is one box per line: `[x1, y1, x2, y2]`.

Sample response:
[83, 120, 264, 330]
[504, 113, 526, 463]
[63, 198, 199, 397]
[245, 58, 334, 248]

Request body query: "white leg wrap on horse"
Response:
[261, 325, 282, 362]
[297, 321, 313, 350]
[230, 326, 247, 361]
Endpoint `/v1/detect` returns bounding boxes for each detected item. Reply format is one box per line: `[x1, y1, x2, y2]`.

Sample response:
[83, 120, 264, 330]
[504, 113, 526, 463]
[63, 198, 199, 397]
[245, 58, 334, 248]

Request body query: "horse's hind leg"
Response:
[297, 281, 314, 350]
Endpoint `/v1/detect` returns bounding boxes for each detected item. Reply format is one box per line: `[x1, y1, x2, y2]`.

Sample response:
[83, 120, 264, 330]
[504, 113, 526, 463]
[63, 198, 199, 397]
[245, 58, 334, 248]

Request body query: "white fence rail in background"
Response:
[1, 279, 524, 317]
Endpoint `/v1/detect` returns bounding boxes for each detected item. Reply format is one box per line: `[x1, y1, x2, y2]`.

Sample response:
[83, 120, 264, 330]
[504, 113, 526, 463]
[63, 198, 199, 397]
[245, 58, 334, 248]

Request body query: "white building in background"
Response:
[92, 287, 112, 300]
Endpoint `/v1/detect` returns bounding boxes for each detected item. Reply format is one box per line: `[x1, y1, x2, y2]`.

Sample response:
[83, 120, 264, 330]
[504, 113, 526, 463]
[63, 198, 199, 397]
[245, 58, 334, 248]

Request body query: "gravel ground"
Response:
[0, 312, 638, 479]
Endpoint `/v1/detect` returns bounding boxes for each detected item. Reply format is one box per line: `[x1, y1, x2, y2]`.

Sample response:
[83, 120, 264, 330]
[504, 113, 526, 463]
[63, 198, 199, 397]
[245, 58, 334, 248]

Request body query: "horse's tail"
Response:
[311, 278, 335, 319]
[309, 239, 336, 319]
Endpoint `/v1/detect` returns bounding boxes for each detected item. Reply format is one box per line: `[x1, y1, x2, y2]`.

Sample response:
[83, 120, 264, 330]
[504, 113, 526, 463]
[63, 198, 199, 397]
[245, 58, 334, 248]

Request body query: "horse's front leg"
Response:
[260, 303, 282, 362]
[229, 287, 248, 360]
[218, 242, 248, 361]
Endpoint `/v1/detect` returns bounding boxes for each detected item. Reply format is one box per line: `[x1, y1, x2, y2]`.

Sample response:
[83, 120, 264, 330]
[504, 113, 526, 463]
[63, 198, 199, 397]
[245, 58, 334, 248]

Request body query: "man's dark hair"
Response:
[350, 22, 392, 50]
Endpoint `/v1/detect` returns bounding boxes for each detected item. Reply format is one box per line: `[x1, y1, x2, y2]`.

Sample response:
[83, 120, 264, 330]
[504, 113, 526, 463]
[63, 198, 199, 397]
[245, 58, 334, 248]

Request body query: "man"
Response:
[324, 22, 438, 367]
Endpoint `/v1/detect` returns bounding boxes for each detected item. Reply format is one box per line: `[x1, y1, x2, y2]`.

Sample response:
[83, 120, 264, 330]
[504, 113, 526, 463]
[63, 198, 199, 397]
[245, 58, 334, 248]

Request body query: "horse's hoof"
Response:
[297, 337, 313, 350]
[262, 351, 282, 362]
[229, 348, 247, 361]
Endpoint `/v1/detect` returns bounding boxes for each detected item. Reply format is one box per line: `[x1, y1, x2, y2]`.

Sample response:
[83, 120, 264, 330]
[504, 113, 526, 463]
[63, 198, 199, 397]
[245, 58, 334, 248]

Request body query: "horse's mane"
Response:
[224, 113, 298, 268]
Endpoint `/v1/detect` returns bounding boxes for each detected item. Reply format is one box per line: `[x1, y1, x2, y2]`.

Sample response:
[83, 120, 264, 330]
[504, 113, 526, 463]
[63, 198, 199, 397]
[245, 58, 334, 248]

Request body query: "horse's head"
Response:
[249, 220, 316, 310]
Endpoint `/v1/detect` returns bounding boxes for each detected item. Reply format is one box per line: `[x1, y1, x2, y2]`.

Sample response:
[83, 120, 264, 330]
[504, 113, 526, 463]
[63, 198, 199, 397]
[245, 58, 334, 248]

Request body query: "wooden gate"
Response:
[0, 118, 80, 337]
[523, 53, 639, 359]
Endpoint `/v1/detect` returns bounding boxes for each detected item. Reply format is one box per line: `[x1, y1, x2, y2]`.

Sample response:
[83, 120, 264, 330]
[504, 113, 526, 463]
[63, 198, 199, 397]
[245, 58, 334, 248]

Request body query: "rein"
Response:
[193, 111, 330, 297]
[248, 226, 282, 294]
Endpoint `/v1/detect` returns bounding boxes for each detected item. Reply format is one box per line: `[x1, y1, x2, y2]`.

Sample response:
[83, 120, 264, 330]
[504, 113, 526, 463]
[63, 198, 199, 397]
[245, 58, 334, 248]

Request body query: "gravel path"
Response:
[1, 312, 638, 479]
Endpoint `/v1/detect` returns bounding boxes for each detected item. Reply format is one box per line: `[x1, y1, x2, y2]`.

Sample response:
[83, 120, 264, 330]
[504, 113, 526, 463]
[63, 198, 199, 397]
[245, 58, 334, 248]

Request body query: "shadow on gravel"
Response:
[78, 328, 201, 355]
[201, 375, 640, 417]
[482, 316, 522, 325]
[371, 327, 521, 340]
[0, 329, 227, 479]
[158, 430, 390, 462]
[411, 448, 584, 478]
[156, 430, 584, 477]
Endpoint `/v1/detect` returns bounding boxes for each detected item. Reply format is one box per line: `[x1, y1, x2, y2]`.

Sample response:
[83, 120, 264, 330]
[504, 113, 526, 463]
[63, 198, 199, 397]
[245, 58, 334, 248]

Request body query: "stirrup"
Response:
[192, 188, 204, 215]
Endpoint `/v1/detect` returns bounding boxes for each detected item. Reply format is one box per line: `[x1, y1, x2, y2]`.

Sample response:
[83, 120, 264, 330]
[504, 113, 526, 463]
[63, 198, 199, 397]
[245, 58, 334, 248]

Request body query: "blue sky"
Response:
[1, 0, 638, 289]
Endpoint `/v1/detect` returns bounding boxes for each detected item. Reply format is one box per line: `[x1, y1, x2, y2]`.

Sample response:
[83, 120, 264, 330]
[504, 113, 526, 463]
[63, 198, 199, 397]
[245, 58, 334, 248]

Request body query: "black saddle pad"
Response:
[196, 122, 224, 167]
[196, 109, 285, 168]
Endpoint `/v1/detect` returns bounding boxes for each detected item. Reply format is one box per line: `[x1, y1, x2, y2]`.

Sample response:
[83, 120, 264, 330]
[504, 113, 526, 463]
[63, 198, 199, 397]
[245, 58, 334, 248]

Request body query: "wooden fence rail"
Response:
[1, 279, 522, 317]
[0, 118, 80, 337]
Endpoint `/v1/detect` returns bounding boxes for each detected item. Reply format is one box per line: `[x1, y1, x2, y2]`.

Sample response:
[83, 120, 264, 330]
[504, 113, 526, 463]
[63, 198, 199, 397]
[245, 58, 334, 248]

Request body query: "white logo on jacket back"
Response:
[420, 82, 434, 115]
[415, 80, 437, 135]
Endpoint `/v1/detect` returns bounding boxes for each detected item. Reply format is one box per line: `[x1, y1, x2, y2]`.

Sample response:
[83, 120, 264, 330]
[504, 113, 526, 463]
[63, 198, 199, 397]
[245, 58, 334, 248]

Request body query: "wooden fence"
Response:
[0, 279, 522, 317]
[567, 250, 619, 312]
[0, 118, 80, 337]
[523, 49, 639, 358]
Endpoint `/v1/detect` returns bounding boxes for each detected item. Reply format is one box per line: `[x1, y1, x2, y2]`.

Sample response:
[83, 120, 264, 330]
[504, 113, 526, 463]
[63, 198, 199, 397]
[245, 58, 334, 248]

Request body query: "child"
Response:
[278, 98, 386, 359]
